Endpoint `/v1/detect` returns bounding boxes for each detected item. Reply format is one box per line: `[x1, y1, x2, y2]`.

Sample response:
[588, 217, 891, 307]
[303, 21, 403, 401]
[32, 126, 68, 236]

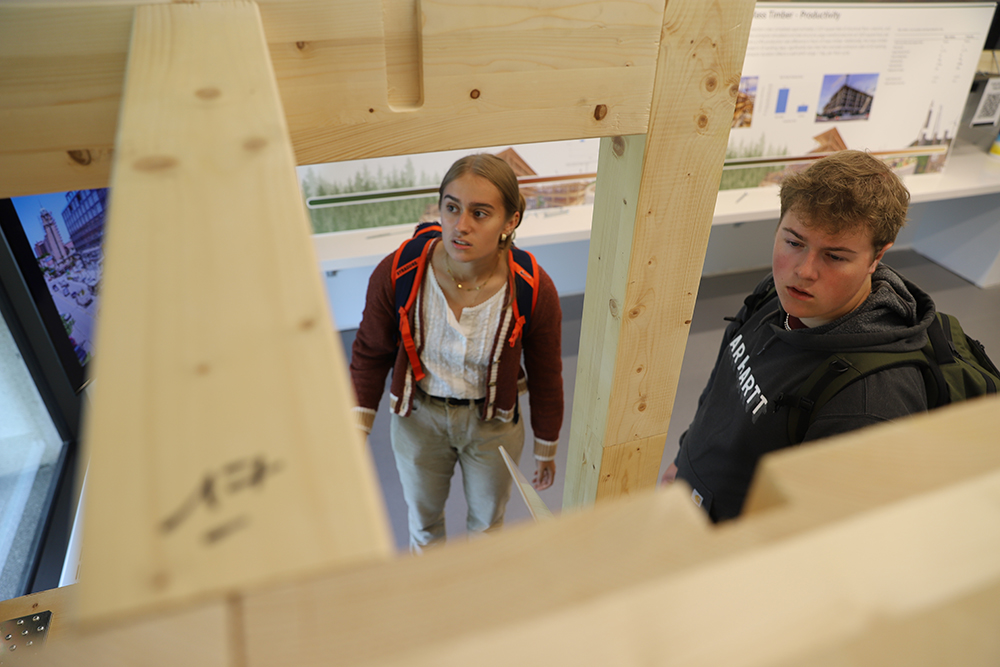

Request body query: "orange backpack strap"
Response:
[391, 223, 441, 381]
[506, 246, 538, 347]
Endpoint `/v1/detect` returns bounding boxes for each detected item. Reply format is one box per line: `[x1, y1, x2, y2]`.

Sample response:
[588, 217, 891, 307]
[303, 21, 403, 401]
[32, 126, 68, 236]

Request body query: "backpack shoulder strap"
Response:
[505, 246, 539, 348]
[778, 349, 931, 444]
[391, 223, 441, 381]
[728, 280, 779, 327]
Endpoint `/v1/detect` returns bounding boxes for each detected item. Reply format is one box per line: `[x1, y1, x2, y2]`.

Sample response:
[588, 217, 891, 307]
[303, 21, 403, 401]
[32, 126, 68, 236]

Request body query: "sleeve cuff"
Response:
[533, 437, 558, 461]
[353, 406, 376, 435]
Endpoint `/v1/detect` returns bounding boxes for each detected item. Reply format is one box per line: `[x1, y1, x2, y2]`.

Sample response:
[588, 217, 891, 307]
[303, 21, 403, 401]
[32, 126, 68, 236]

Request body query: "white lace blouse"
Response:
[417, 265, 507, 399]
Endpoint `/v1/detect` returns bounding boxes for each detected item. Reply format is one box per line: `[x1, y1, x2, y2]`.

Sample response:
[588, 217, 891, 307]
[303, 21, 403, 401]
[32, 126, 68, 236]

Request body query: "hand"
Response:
[660, 463, 678, 485]
[533, 460, 555, 490]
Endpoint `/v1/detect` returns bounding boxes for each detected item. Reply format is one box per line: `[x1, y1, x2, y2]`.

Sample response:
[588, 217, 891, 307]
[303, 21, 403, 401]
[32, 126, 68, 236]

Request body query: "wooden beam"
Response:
[76, 0, 391, 626]
[33, 396, 1000, 666]
[0, 0, 664, 198]
[563, 0, 756, 507]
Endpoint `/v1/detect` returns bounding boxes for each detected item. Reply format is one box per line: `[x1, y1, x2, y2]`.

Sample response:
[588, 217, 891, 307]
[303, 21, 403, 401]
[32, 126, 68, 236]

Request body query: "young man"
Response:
[662, 150, 934, 521]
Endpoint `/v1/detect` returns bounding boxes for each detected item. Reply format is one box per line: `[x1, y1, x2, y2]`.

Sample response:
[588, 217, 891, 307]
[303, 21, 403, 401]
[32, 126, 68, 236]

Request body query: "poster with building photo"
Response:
[10, 189, 107, 366]
[723, 2, 996, 190]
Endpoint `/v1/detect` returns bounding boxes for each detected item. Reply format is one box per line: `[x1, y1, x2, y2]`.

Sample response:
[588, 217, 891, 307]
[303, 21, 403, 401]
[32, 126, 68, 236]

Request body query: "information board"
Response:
[723, 2, 996, 189]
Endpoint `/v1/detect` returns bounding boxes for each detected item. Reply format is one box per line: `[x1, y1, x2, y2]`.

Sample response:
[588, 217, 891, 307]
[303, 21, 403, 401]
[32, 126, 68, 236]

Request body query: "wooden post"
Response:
[76, 0, 392, 626]
[564, 0, 756, 507]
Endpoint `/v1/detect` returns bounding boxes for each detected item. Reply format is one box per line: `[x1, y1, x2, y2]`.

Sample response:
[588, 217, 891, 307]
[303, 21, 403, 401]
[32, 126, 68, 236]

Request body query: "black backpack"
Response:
[741, 285, 1000, 444]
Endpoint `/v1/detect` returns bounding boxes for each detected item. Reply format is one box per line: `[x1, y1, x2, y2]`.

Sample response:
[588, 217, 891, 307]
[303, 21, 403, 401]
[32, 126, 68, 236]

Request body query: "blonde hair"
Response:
[779, 150, 909, 253]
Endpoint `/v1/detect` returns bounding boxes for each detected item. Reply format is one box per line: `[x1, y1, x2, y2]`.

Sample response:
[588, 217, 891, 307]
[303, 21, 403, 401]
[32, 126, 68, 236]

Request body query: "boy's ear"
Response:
[870, 242, 893, 272]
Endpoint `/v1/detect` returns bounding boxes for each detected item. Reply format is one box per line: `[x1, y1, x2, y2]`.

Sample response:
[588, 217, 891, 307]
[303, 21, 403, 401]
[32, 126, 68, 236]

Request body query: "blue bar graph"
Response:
[797, 105, 809, 113]
[776, 88, 789, 114]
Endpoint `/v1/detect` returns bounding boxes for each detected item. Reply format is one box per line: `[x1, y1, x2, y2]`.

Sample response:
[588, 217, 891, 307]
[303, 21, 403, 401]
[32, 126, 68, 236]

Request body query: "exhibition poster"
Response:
[723, 2, 996, 190]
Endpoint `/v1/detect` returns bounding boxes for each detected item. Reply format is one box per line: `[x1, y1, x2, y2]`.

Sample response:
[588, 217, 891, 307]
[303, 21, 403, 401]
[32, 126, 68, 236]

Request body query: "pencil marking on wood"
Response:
[204, 516, 251, 546]
[160, 456, 285, 537]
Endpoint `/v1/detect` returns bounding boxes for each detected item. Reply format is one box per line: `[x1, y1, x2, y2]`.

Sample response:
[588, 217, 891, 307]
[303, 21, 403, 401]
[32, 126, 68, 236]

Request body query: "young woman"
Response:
[350, 154, 564, 551]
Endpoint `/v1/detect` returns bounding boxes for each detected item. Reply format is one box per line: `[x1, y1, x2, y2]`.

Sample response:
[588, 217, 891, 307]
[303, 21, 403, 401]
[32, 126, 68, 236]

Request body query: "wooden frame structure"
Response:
[1, 0, 999, 664]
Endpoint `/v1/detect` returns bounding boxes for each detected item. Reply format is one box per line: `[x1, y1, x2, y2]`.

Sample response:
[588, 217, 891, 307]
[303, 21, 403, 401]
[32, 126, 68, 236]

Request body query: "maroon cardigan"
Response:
[350, 240, 564, 459]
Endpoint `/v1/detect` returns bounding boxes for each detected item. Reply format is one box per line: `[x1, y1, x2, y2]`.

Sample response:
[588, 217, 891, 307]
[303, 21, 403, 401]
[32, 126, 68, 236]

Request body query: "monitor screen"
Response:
[0, 188, 107, 392]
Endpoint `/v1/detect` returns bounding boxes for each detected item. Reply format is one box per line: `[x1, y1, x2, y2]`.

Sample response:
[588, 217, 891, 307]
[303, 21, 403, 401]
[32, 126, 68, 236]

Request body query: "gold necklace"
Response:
[444, 251, 499, 292]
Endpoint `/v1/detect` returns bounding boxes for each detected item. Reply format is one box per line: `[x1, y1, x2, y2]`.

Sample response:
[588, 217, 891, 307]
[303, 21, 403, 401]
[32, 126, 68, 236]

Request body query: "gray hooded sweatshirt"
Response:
[674, 264, 933, 521]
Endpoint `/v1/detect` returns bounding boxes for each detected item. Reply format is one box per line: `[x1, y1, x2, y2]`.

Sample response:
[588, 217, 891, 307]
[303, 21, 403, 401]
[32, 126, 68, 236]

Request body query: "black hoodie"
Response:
[674, 264, 934, 521]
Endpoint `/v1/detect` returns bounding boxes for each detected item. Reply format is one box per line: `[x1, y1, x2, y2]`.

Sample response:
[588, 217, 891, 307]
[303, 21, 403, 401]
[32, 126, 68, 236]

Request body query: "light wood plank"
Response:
[237, 396, 1000, 667]
[275, 0, 662, 165]
[741, 395, 1000, 532]
[563, 134, 646, 505]
[0, 0, 662, 198]
[357, 466, 1000, 667]
[13, 392, 1000, 666]
[77, 0, 391, 626]
[564, 0, 756, 507]
[43, 594, 233, 667]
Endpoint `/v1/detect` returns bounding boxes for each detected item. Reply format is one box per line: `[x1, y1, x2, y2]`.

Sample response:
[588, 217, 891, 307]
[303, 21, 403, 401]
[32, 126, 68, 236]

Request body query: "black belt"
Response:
[425, 394, 486, 407]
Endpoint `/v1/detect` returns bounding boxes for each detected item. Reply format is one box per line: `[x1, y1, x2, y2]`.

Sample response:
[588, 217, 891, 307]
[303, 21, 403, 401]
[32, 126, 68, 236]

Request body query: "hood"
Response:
[770, 264, 935, 354]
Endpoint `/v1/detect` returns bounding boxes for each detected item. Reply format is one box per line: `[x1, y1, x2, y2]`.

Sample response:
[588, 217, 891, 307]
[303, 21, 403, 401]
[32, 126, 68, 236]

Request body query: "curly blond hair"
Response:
[779, 150, 909, 253]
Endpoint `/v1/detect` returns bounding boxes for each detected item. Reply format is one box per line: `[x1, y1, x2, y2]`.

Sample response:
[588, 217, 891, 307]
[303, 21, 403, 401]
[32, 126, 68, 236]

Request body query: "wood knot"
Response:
[730, 84, 739, 98]
[150, 571, 170, 592]
[685, 319, 692, 325]
[635, 365, 644, 374]
[369, 108, 375, 113]
[300, 318, 316, 331]
[67, 149, 92, 166]
[612, 136, 625, 157]
[243, 137, 268, 152]
[594, 104, 608, 121]
[133, 155, 178, 172]
[195, 87, 220, 100]
[609, 298, 620, 318]
[470, 89, 481, 99]
[629, 306, 643, 319]
[697, 114, 709, 129]
[704, 75, 718, 93]
[637, 402, 647, 412]
[296, 41, 307, 51]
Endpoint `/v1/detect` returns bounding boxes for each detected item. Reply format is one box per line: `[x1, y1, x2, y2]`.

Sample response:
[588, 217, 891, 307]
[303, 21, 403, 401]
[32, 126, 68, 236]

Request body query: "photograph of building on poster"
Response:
[10, 190, 106, 366]
[298, 140, 600, 235]
[721, 2, 994, 191]
[816, 73, 878, 122]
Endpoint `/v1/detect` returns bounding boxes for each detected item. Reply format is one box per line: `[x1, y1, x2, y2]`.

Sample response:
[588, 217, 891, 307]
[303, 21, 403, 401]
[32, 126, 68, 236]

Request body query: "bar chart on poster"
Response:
[722, 2, 997, 190]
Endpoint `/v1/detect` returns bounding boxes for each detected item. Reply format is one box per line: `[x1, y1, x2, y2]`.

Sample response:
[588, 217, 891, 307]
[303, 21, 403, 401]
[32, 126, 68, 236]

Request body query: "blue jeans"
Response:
[390, 390, 525, 552]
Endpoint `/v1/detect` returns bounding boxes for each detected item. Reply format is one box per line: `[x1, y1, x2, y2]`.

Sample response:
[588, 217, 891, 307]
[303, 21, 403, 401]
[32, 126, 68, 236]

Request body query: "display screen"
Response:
[0, 188, 107, 390]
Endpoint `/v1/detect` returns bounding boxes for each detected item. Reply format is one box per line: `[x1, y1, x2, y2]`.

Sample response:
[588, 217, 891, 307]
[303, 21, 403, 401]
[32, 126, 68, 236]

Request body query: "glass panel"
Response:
[0, 309, 67, 601]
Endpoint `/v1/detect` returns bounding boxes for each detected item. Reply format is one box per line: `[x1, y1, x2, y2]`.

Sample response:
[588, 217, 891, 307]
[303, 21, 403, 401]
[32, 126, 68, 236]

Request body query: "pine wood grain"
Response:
[564, 0, 755, 507]
[564, 134, 646, 505]
[76, 0, 391, 627]
[236, 396, 1000, 667]
[0, 0, 663, 198]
